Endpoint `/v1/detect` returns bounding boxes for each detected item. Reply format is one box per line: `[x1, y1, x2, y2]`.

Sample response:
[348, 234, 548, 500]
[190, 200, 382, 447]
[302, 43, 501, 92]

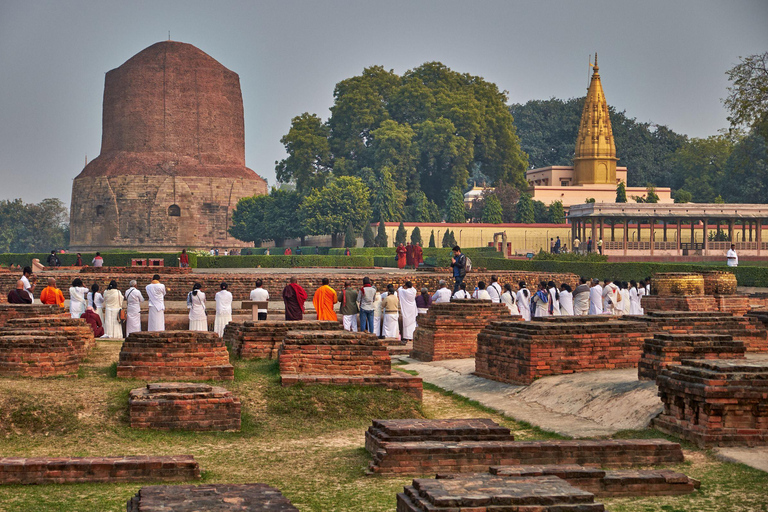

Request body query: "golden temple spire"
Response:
[573, 52, 617, 185]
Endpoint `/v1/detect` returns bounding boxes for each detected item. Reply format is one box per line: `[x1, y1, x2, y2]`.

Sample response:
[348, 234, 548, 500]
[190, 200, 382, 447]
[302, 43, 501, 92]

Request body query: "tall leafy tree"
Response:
[673, 189, 692, 203]
[265, 189, 307, 245]
[344, 223, 357, 247]
[229, 195, 272, 246]
[371, 120, 419, 195]
[482, 194, 503, 224]
[410, 226, 423, 245]
[370, 167, 406, 222]
[548, 200, 566, 224]
[492, 182, 521, 223]
[395, 221, 407, 245]
[363, 222, 375, 247]
[375, 217, 388, 247]
[723, 52, 768, 140]
[0, 198, 69, 253]
[616, 181, 627, 202]
[532, 200, 548, 223]
[515, 193, 535, 224]
[410, 190, 441, 222]
[275, 113, 332, 194]
[441, 229, 452, 248]
[445, 186, 467, 223]
[300, 176, 372, 246]
[669, 134, 735, 202]
[720, 130, 768, 203]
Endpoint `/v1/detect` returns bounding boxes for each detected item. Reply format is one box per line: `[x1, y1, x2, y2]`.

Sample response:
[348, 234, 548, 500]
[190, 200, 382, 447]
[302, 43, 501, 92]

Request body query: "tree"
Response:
[548, 200, 566, 224]
[673, 189, 692, 203]
[492, 182, 521, 222]
[720, 129, 768, 203]
[723, 52, 768, 140]
[448, 230, 458, 247]
[669, 133, 735, 202]
[713, 194, 725, 204]
[445, 186, 467, 223]
[441, 229, 452, 248]
[375, 216, 388, 247]
[515, 193, 535, 223]
[363, 222, 375, 247]
[616, 181, 627, 203]
[645, 186, 660, 204]
[344, 223, 357, 248]
[369, 167, 406, 222]
[482, 194, 503, 223]
[395, 221, 407, 245]
[410, 226, 423, 245]
[410, 190, 441, 222]
[532, 200, 548, 223]
[300, 176, 372, 246]
[229, 194, 272, 246]
[429, 230, 436, 247]
[0, 198, 69, 253]
[275, 113, 332, 194]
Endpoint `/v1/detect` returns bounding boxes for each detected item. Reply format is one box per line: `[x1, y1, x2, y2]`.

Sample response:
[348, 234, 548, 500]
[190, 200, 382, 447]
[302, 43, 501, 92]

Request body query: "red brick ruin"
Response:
[224, 320, 342, 359]
[638, 333, 746, 381]
[128, 484, 299, 512]
[129, 383, 241, 431]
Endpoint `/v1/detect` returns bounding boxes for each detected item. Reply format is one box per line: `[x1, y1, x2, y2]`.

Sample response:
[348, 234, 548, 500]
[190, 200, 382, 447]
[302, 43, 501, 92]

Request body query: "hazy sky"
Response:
[1, 1, 766, 206]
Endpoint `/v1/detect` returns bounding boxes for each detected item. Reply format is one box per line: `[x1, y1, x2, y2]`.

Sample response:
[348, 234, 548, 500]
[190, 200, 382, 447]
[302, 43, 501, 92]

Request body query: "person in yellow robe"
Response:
[313, 278, 338, 321]
[39, 278, 65, 307]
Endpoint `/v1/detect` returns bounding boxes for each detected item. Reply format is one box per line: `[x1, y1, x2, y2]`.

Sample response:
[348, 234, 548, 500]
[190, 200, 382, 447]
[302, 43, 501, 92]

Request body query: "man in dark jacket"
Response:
[451, 245, 467, 293]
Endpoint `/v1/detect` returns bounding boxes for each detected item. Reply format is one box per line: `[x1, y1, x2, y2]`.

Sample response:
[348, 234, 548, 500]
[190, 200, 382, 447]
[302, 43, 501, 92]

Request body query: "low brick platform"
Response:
[368, 438, 684, 475]
[383, 338, 411, 356]
[0, 455, 200, 485]
[642, 294, 752, 316]
[117, 331, 233, 381]
[5, 316, 95, 359]
[129, 383, 241, 431]
[128, 483, 299, 512]
[224, 320, 342, 359]
[489, 465, 700, 497]
[365, 419, 513, 455]
[279, 331, 423, 399]
[0, 334, 81, 377]
[638, 333, 746, 381]
[622, 311, 768, 353]
[0, 304, 69, 327]
[475, 316, 650, 385]
[397, 474, 604, 512]
[654, 359, 768, 447]
[411, 299, 513, 361]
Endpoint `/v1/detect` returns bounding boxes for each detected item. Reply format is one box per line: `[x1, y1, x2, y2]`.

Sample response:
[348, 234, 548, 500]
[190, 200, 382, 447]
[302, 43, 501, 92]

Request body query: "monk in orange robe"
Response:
[396, 243, 407, 269]
[313, 278, 338, 321]
[39, 278, 65, 307]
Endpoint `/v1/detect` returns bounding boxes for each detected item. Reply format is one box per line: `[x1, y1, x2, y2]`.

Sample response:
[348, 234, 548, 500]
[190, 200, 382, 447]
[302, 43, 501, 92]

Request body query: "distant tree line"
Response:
[0, 198, 69, 253]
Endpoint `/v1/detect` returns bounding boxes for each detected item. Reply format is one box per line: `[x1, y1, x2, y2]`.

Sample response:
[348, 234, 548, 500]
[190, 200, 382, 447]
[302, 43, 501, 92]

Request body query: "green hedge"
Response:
[328, 247, 499, 257]
[196, 255, 374, 268]
[0, 252, 196, 268]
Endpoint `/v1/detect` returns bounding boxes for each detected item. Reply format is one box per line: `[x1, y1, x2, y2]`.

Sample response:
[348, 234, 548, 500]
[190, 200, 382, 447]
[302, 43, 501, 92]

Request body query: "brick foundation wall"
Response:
[281, 372, 423, 400]
[0, 304, 70, 327]
[475, 316, 651, 385]
[129, 383, 241, 431]
[411, 300, 513, 361]
[0, 334, 82, 377]
[128, 484, 299, 512]
[5, 317, 95, 359]
[118, 331, 233, 381]
[0, 456, 200, 485]
[224, 320, 342, 360]
[642, 294, 753, 317]
[654, 359, 768, 447]
[365, 419, 514, 455]
[638, 333, 746, 381]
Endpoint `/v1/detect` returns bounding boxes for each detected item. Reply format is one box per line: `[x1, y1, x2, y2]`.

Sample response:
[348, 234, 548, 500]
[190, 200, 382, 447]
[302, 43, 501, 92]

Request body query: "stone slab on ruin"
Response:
[411, 299, 513, 361]
[0, 455, 200, 485]
[117, 331, 233, 381]
[489, 465, 700, 497]
[397, 474, 604, 512]
[129, 382, 241, 431]
[0, 334, 82, 378]
[365, 418, 514, 455]
[224, 320, 342, 359]
[0, 304, 70, 327]
[127, 483, 299, 512]
[474, 316, 651, 385]
[5, 316, 95, 359]
[654, 358, 768, 448]
[638, 333, 746, 381]
[368, 438, 684, 475]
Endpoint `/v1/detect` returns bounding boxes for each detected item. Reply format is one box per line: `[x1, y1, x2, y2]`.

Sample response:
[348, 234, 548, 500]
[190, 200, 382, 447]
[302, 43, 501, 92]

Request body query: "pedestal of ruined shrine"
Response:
[5, 317, 95, 359]
[475, 316, 650, 385]
[279, 331, 422, 400]
[0, 304, 70, 327]
[621, 311, 768, 353]
[654, 359, 768, 447]
[128, 484, 299, 512]
[129, 383, 241, 431]
[117, 331, 233, 381]
[365, 418, 514, 455]
[223, 320, 342, 359]
[642, 294, 752, 316]
[0, 333, 82, 377]
[397, 474, 605, 512]
[411, 299, 512, 361]
[638, 333, 746, 381]
[645, 271, 751, 316]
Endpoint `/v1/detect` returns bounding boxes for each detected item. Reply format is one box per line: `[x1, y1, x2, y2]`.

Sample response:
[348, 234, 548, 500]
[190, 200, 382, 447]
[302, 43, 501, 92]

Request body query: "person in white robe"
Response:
[532, 282, 549, 318]
[187, 283, 207, 331]
[69, 278, 89, 319]
[431, 280, 452, 303]
[473, 281, 492, 300]
[214, 282, 233, 337]
[124, 280, 144, 336]
[602, 278, 620, 315]
[87, 284, 105, 324]
[102, 280, 124, 338]
[487, 276, 502, 303]
[619, 282, 631, 316]
[516, 282, 531, 321]
[501, 284, 520, 316]
[398, 282, 418, 341]
[588, 278, 603, 315]
[636, 280, 647, 315]
[558, 284, 574, 316]
[145, 275, 167, 331]
[453, 282, 470, 299]
[249, 279, 270, 320]
[572, 278, 590, 316]
[372, 292, 383, 337]
[547, 281, 560, 316]
[381, 285, 400, 339]
[645, 279, 651, 296]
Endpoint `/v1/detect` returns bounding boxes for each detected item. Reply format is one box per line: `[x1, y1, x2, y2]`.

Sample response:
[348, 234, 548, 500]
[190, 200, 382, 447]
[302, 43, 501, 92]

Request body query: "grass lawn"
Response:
[0, 340, 765, 511]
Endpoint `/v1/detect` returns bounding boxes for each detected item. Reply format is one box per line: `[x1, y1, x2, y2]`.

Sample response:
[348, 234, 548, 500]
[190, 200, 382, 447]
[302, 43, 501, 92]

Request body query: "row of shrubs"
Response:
[0, 252, 195, 268]
[196, 255, 375, 268]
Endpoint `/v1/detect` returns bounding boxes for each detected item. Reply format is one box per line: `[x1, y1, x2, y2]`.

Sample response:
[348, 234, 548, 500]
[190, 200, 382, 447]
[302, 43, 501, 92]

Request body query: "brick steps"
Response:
[0, 335, 81, 377]
[224, 320, 342, 360]
[0, 304, 70, 327]
[638, 333, 746, 381]
[6, 317, 96, 358]
[0, 456, 200, 485]
[127, 483, 299, 511]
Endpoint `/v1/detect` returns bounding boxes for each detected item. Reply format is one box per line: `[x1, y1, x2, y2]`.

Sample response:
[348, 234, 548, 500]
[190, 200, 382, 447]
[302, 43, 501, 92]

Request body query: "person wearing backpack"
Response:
[451, 245, 468, 293]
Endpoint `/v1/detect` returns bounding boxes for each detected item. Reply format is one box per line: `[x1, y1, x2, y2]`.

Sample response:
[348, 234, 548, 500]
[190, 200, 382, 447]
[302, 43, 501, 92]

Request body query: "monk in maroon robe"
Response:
[413, 243, 423, 269]
[7, 280, 32, 304]
[396, 243, 407, 269]
[82, 306, 104, 337]
[282, 277, 308, 320]
[406, 242, 414, 267]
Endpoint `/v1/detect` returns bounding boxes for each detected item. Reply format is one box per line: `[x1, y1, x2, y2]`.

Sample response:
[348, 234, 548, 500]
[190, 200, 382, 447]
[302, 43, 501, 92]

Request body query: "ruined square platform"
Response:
[0, 334, 83, 378]
[224, 320, 342, 359]
[5, 316, 95, 359]
[0, 304, 70, 327]
[638, 333, 746, 381]
[128, 483, 299, 511]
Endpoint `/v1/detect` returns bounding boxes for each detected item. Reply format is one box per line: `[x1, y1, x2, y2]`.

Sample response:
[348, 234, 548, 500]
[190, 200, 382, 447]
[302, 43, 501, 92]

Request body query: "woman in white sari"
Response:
[69, 278, 89, 318]
[532, 282, 549, 318]
[516, 281, 531, 321]
[372, 292, 383, 337]
[102, 280, 124, 338]
[558, 283, 574, 316]
[187, 283, 208, 331]
[124, 280, 144, 336]
[501, 283, 520, 316]
[629, 280, 642, 315]
[214, 282, 233, 337]
[87, 283, 105, 324]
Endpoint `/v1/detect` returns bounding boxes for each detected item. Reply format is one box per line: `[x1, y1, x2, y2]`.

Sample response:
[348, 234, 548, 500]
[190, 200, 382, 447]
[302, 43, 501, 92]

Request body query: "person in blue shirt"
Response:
[450, 245, 467, 294]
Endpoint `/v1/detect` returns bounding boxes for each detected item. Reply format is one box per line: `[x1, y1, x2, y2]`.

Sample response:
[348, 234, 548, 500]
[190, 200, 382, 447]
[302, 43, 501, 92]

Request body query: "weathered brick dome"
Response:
[70, 41, 267, 251]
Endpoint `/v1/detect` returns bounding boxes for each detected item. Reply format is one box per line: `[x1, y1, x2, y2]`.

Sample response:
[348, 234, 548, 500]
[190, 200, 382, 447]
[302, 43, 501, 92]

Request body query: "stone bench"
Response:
[654, 358, 768, 447]
[0, 455, 199, 485]
[638, 333, 746, 381]
[128, 483, 299, 511]
[0, 334, 81, 377]
[129, 383, 241, 431]
[117, 331, 233, 381]
[411, 299, 512, 361]
[0, 304, 69, 327]
[224, 320, 342, 359]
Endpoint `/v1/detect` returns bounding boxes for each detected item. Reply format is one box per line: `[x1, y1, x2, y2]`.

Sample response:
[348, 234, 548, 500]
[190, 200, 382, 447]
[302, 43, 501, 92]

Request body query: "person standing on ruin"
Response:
[645, 277, 652, 296]
[214, 282, 233, 336]
[547, 281, 560, 316]
[92, 252, 104, 267]
[413, 243, 424, 269]
[282, 277, 307, 321]
[398, 281, 418, 341]
[250, 279, 270, 320]
[179, 249, 190, 268]
[313, 278, 338, 321]
[450, 245, 467, 293]
[619, 281, 631, 316]
[628, 280, 642, 315]
[357, 277, 377, 333]
[372, 291, 383, 337]
[146, 274, 167, 331]
[396, 243, 407, 269]
[88, 283, 105, 324]
[187, 283, 207, 331]
[532, 282, 549, 318]
[432, 280, 452, 303]
[602, 278, 620, 315]
[102, 280, 124, 338]
[40, 278, 65, 307]
[69, 278, 89, 318]
[338, 282, 359, 331]
[588, 278, 603, 315]
[559, 284, 574, 315]
[382, 284, 400, 338]
[516, 281, 531, 321]
[124, 280, 144, 336]
[487, 275, 502, 303]
[501, 284, 520, 316]
[572, 277, 590, 316]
